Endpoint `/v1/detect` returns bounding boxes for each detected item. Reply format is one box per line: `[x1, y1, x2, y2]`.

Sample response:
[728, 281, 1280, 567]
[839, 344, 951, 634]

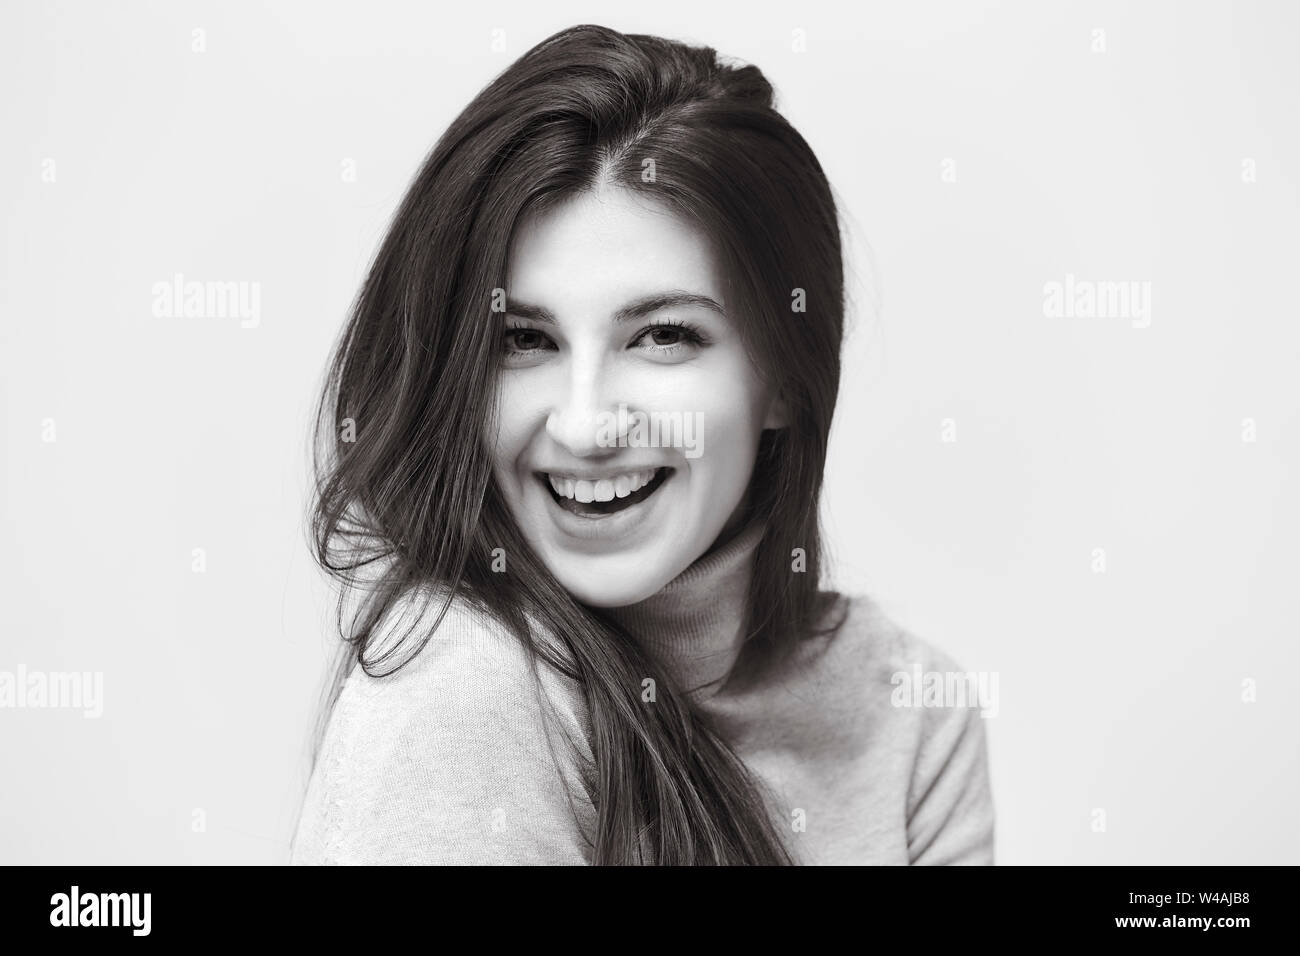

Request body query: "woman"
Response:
[290, 24, 994, 865]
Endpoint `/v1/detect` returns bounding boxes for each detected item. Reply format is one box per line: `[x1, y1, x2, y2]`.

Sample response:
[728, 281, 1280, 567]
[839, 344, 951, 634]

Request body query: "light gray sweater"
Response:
[290, 521, 995, 865]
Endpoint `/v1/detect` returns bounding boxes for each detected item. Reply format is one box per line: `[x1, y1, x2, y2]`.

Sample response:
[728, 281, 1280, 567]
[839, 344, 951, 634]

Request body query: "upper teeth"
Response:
[548, 469, 659, 503]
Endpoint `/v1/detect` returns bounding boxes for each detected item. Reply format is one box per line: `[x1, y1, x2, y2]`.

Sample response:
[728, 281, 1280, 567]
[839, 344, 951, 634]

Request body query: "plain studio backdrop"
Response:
[2, 0, 1297, 865]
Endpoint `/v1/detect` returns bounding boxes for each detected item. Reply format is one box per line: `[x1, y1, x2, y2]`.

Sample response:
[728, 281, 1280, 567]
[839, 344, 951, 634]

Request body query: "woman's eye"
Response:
[501, 321, 706, 360]
[633, 322, 705, 352]
[647, 327, 684, 346]
[503, 327, 553, 354]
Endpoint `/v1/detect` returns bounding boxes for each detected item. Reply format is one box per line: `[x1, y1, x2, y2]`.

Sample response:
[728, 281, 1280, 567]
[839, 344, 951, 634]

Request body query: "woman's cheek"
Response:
[494, 377, 544, 447]
[485, 393, 530, 507]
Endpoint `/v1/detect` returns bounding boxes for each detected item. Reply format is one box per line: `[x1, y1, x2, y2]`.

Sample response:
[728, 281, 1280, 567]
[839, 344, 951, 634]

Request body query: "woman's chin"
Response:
[556, 564, 675, 609]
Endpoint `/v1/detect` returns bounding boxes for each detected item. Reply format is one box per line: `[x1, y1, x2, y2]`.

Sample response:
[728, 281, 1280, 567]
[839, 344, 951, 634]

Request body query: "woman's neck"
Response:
[597, 517, 765, 699]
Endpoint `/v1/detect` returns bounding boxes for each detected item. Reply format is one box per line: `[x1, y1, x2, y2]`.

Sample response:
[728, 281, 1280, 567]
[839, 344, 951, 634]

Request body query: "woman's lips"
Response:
[546, 467, 660, 503]
[538, 467, 672, 518]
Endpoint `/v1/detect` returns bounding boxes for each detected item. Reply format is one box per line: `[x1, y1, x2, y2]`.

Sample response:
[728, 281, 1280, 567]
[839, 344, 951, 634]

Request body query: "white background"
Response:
[2, 0, 1297, 864]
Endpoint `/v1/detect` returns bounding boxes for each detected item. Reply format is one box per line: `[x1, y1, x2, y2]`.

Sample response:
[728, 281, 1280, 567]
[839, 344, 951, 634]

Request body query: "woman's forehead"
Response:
[506, 186, 723, 309]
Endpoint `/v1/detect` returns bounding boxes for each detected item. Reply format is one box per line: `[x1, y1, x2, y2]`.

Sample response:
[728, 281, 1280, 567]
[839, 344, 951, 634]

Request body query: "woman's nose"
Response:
[544, 361, 622, 458]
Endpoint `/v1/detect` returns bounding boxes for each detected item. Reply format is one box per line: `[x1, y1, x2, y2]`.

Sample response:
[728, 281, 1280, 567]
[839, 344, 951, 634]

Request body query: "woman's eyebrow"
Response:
[504, 291, 725, 325]
[614, 292, 725, 322]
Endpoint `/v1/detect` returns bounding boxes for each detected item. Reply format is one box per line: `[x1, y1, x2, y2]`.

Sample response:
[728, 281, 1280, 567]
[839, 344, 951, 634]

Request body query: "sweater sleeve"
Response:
[903, 645, 996, 866]
[291, 594, 597, 865]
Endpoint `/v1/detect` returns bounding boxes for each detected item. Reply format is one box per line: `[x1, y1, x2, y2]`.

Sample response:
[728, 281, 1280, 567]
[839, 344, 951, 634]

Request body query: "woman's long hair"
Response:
[304, 24, 844, 864]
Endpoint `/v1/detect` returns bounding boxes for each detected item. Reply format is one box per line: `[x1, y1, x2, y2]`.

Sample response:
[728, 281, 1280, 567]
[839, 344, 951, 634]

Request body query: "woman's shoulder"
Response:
[806, 590, 993, 773]
[354, 587, 564, 689]
[291, 588, 595, 865]
[814, 590, 995, 863]
[811, 590, 976, 682]
[340, 586, 591, 756]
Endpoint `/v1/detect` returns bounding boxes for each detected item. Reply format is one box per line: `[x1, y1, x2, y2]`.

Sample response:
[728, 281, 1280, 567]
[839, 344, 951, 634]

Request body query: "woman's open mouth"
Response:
[538, 466, 673, 518]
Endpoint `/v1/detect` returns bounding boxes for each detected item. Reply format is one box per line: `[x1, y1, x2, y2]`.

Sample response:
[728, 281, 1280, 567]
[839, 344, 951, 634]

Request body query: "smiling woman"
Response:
[290, 22, 994, 865]
[493, 186, 783, 607]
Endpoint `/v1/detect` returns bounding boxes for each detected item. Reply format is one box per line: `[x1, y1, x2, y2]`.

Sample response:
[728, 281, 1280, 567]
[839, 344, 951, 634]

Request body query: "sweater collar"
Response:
[599, 518, 765, 699]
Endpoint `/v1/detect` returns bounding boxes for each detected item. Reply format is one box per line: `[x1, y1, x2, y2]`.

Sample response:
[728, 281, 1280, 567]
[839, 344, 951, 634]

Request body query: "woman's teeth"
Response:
[548, 469, 658, 503]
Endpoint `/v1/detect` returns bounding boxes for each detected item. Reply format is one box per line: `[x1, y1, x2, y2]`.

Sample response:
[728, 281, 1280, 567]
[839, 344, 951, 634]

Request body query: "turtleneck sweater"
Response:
[290, 522, 995, 865]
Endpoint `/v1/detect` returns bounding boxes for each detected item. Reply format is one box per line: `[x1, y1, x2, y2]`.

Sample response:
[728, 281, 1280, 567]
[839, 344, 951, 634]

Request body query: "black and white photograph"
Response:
[1, 0, 1296, 918]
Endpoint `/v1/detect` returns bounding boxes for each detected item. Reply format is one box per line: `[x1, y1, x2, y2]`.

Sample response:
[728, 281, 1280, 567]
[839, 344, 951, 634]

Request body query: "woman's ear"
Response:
[762, 388, 791, 430]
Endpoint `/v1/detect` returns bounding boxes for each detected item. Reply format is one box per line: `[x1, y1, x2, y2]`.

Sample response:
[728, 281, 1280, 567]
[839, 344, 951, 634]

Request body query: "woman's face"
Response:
[490, 185, 785, 608]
